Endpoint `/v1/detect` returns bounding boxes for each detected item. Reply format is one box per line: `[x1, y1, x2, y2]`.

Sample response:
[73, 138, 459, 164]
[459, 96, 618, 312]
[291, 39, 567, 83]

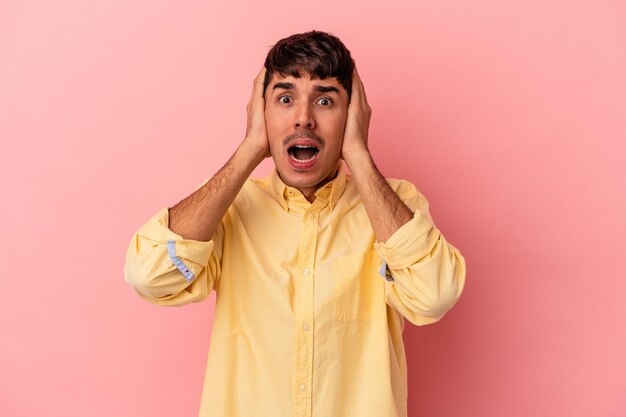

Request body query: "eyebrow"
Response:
[272, 82, 295, 91]
[315, 85, 340, 93]
[272, 82, 340, 94]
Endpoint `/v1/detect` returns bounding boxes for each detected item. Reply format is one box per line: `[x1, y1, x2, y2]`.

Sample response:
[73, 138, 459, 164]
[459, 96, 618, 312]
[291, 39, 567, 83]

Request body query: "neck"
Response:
[295, 165, 340, 203]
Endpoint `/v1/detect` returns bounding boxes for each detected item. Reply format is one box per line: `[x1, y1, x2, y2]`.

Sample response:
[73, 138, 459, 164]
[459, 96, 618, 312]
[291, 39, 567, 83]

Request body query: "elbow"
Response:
[124, 258, 170, 300]
[123, 244, 185, 302]
[429, 250, 466, 320]
[426, 286, 463, 322]
[438, 249, 466, 309]
[431, 242, 466, 310]
[402, 250, 466, 326]
[403, 291, 462, 326]
[123, 213, 216, 306]
[125, 265, 209, 306]
[124, 248, 211, 306]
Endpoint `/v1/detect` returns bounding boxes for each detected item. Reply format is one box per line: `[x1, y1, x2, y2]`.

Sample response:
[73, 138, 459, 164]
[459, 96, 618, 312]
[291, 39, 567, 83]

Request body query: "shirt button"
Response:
[299, 384, 306, 392]
[303, 268, 310, 277]
[303, 324, 310, 331]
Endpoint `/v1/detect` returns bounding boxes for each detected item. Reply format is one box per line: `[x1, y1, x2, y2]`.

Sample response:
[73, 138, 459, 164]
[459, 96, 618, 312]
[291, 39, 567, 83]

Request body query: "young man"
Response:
[124, 30, 466, 417]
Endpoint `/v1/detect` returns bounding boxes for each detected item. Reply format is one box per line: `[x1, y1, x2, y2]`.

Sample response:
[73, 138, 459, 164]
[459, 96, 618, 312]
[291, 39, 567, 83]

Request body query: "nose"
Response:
[294, 102, 316, 130]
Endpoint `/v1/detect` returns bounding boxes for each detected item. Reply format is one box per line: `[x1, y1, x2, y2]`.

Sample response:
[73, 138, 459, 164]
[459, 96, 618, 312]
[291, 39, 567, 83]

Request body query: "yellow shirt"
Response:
[124, 163, 466, 417]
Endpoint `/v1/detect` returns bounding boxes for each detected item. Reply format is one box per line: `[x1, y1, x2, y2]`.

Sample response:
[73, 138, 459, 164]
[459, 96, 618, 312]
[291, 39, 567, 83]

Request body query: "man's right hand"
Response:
[242, 67, 271, 160]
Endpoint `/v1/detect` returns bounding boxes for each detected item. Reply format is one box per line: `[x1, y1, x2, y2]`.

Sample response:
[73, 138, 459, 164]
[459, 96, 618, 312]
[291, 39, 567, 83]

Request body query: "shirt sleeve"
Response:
[123, 207, 224, 306]
[373, 180, 466, 326]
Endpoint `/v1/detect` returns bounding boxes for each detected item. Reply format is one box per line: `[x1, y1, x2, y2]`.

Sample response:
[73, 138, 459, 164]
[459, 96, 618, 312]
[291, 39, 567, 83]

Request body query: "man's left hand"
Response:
[341, 68, 372, 162]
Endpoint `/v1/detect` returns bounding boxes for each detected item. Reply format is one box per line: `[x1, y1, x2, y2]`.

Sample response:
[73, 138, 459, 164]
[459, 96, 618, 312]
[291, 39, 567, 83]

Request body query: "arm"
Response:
[124, 68, 270, 305]
[371, 181, 466, 325]
[342, 69, 466, 325]
[342, 69, 413, 242]
[344, 151, 413, 242]
[169, 68, 270, 241]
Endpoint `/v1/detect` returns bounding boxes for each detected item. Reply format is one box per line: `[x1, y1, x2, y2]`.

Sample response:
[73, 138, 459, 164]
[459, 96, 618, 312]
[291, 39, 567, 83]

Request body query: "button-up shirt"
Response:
[124, 162, 466, 417]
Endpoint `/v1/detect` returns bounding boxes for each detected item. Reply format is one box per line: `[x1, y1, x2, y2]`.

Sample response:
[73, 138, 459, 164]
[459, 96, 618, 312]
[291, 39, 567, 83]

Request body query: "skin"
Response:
[263, 72, 348, 199]
[169, 66, 413, 243]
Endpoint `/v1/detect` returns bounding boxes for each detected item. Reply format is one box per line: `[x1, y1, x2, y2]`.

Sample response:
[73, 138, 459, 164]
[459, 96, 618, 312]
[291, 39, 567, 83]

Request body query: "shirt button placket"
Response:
[295, 209, 319, 417]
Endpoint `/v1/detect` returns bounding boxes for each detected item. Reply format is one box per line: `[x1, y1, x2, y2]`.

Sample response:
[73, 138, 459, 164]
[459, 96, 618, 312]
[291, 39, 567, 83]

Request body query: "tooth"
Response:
[290, 154, 317, 162]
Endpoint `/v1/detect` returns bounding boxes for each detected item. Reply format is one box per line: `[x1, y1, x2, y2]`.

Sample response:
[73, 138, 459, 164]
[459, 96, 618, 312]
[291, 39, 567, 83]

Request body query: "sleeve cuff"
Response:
[167, 240, 196, 282]
[373, 206, 439, 269]
[141, 207, 215, 267]
[378, 260, 395, 281]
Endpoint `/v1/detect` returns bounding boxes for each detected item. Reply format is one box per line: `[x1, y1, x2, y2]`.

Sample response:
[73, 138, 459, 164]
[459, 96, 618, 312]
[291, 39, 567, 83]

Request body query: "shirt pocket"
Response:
[332, 250, 385, 321]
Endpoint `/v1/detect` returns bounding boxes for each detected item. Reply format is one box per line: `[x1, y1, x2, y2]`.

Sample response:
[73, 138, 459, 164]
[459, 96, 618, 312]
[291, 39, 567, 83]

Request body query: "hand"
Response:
[242, 67, 271, 160]
[341, 68, 372, 162]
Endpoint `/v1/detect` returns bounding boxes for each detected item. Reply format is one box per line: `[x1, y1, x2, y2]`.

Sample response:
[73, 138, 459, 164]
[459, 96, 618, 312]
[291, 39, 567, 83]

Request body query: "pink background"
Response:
[1, 1, 625, 416]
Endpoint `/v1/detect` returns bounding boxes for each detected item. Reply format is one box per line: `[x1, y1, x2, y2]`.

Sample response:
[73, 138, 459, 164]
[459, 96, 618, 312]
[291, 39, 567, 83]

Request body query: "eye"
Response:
[317, 97, 333, 106]
[279, 96, 292, 104]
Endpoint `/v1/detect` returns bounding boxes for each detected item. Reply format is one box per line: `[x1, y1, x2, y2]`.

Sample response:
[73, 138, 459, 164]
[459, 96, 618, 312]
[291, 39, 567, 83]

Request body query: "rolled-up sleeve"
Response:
[373, 180, 466, 326]
[124, 207, 223, 306]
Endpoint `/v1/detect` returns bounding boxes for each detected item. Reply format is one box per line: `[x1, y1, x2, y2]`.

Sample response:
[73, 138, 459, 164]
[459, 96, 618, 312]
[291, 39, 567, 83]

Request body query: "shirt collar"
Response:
[270, 162, 347, 213]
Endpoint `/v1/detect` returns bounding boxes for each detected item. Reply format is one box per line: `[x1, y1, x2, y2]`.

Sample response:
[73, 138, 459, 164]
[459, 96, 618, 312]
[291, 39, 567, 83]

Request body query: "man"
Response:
[124, 30, 466, 417]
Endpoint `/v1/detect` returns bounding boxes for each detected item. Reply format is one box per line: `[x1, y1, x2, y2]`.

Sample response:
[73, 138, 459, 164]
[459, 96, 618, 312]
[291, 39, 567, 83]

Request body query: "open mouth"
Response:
[287, 144, 320, 162]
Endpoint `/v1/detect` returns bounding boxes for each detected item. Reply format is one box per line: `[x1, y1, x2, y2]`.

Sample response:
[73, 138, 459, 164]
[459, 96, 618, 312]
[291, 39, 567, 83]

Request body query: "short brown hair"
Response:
[263, 30, 355, 100]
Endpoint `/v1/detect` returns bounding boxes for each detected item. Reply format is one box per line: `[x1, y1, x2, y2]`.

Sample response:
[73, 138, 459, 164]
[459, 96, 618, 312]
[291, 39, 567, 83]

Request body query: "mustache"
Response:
[283, 130, 325, 148]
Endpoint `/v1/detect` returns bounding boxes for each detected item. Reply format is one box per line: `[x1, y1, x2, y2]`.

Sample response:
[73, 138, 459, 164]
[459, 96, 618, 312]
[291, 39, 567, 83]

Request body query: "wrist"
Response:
[238, 139, 269, 165]
[343, 145, 372, 169]
[234, 141, 267, 174]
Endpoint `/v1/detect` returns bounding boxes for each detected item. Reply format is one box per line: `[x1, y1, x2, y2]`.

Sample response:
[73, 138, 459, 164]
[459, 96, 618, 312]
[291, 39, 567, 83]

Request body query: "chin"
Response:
[275, 159, 339, 191]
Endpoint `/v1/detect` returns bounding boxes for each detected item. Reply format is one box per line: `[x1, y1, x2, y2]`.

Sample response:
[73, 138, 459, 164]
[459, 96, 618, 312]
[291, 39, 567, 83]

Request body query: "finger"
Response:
[351, 69, 369, 111]
[255, 67, 266, 89]
[354, 68, 368, 104]
[250, 67, 266, 102]
[350, 69, 362, 105]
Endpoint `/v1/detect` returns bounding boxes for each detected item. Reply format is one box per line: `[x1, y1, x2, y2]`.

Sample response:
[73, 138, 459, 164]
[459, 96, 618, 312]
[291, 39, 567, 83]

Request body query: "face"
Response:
[264, 72, 349, 198]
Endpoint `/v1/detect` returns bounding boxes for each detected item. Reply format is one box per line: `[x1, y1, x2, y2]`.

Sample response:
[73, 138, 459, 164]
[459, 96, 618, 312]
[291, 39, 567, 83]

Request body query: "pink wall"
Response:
[1, 1, 624, 416]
